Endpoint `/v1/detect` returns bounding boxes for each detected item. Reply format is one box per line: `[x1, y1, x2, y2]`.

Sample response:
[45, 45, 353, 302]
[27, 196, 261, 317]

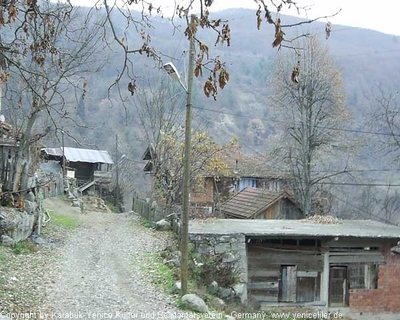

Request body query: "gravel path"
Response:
[41, 209, 185, 319]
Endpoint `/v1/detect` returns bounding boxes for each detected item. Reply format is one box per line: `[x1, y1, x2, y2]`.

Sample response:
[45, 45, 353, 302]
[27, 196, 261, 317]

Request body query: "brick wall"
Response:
[190, 177, 214, 205]
[349, 243, 400, 313]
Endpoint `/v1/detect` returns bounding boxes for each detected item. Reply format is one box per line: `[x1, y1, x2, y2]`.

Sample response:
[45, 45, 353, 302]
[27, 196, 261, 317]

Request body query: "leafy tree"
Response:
[133, 81, 237, 205]
[151, 128, 237, 205]
[270, 36, 349, 217]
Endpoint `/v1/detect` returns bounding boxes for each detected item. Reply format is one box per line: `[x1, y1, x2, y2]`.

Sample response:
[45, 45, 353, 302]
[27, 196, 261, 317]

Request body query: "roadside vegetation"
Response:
[49, 210, 80, 229]
[0, 197, 81, 315]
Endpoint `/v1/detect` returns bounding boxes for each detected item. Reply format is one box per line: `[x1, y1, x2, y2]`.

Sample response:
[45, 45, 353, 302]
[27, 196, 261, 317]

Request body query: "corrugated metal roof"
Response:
[43, 147, 63, 157]
[189, 219, 400, 239]
[220, 187, 296, 219]
[42, 147, 114, 164]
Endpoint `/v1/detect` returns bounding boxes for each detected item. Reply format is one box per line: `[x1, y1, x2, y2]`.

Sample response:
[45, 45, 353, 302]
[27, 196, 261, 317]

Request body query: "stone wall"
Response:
[189, 233, 248, 304]
[0, 208, 39, 245]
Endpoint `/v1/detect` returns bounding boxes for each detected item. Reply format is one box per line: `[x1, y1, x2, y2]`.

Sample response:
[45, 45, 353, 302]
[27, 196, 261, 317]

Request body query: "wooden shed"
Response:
[220, 187, 303, 219]
[189, 218, 400, 315]
[42, 147, 113, 185]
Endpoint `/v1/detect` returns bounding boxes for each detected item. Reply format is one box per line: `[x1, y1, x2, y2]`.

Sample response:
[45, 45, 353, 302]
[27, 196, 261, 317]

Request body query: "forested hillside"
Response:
[16, 8, 400, 221]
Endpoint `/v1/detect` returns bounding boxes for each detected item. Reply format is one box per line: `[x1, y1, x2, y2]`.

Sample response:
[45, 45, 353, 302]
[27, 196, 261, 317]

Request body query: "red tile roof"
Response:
[220, 187, 297, 219]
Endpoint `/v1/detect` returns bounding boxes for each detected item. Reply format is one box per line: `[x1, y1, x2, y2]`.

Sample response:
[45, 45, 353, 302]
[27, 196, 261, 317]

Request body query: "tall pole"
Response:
[181, 14, 196, 295]
[61, 130, 65, 184]
[115, 134, 120, 210]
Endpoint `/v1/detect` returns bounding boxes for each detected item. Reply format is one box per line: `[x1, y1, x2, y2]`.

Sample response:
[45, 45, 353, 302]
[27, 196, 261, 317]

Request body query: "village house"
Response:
[189, 218, 400, 317]
[219, 187, 303, 219]
[41, 147, 113, 193]
[142, 145, 287, 214]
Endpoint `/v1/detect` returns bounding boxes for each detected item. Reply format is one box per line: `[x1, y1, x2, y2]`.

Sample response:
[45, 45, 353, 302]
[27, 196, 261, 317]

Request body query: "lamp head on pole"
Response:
[163, 62, 188, 92]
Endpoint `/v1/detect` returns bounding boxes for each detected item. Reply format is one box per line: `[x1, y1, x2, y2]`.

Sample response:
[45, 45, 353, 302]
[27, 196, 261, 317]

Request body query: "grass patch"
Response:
[50, 211, 79, 228]
[140, 220, 154, 228]
[0, 252, 6, 262]
[141, 252, 178, 292]
[12, 241, 37, 255]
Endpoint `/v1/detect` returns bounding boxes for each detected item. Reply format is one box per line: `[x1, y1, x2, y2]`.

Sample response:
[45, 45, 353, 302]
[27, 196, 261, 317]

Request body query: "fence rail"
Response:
[132, 197, 178, 222]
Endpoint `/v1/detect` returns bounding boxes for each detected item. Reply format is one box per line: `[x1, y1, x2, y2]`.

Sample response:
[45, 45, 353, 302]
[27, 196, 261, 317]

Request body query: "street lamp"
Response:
[163, 14, 196, 296]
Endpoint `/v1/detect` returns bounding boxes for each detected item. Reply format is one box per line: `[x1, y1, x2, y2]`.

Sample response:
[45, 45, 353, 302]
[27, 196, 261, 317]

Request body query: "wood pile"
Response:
[301, 215, 342, 224]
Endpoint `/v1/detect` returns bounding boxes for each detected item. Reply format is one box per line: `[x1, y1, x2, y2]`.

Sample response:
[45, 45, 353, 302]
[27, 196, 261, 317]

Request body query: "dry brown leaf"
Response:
[291, 66, 299, 83]
[194, 64, 202, 77]
[128, 81, 137, 96]
[256, 6, 262, 30]
[325, 22, 332, 40]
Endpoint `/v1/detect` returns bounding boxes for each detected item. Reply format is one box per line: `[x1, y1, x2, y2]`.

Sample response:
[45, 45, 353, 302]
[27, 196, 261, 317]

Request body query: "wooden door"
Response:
[329, 266, 348, 307]
[279, 265, 297, 302]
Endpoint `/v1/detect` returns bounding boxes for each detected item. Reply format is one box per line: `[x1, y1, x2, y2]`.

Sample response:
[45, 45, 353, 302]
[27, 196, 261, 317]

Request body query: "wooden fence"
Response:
[36, 162, 64, 199]
[132, 197, 178, 222]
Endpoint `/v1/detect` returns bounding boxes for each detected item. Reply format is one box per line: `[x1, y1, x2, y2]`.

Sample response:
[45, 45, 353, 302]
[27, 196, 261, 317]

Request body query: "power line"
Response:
[329, 192, 397, 225]
[192, 105, 400, 138]
[319, 182, 400, 187]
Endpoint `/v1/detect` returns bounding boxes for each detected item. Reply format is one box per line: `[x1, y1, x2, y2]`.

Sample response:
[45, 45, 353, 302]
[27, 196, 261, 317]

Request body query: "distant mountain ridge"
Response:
[51, 8, 400, 160]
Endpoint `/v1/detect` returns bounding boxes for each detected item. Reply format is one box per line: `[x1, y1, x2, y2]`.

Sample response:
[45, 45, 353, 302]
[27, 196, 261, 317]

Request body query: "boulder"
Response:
[207, 280, 219, 295]
[233, 283, 246, 297]
[210, 297, 225, 311]
[1, 234, 15, 246]
[218, 287, 233, 299]
[155, 219, 171, 231]
[181, 294, 209, 313]
[173, 281, 181, 293]
[0, 210, 36, 243]
[72, 199, 82, 207]
[30, 235, 47, 245]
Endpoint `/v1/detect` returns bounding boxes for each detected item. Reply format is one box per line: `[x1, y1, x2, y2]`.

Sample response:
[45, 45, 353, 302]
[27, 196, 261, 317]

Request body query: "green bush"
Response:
[141, 220, 154, 228]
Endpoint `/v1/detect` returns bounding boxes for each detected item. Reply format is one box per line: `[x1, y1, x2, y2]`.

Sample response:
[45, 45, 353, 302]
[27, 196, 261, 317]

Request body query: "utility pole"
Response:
[115, 134, 120, 210]
[61, 130, 65, 186]
[180, 14, 196, 295]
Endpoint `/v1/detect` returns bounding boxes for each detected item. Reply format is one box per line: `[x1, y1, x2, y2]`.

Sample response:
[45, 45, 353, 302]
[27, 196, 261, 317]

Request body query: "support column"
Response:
[321, 251, 330, 310]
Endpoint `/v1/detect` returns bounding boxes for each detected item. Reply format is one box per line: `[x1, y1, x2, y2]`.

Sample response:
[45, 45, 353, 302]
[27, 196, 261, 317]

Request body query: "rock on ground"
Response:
[181, 294, 209, 313]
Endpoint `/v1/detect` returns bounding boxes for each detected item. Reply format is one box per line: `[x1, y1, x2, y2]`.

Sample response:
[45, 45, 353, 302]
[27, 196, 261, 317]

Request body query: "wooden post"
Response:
[321, 251, 330, 310]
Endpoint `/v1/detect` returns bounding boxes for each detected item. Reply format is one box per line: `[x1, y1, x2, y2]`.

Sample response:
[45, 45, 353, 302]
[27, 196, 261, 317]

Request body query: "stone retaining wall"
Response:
[0, 209, 39, 245]
[189, 233, 248, 304]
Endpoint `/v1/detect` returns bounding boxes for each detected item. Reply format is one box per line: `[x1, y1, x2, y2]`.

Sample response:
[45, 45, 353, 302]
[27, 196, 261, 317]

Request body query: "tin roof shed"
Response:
[42, 147, 113, 164]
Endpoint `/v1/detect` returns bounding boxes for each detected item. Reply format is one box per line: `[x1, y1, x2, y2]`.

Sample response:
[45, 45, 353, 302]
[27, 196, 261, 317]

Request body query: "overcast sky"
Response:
[137, 0, 400, 36]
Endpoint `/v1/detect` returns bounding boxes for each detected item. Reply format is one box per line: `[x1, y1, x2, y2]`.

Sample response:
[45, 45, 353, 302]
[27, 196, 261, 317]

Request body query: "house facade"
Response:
[189, 219, 400, 317]
[42, 147, 114, 189]
[142, 145, 288, 215]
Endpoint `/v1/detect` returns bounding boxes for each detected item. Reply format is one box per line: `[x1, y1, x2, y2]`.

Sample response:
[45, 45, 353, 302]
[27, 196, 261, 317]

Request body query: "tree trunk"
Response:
[13, 110, 39, 192]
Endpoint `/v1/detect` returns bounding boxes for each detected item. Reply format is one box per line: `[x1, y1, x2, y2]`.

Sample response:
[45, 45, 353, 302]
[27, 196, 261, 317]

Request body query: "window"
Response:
[349, 264, 378, 289]
[349, 265, 365, 289]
